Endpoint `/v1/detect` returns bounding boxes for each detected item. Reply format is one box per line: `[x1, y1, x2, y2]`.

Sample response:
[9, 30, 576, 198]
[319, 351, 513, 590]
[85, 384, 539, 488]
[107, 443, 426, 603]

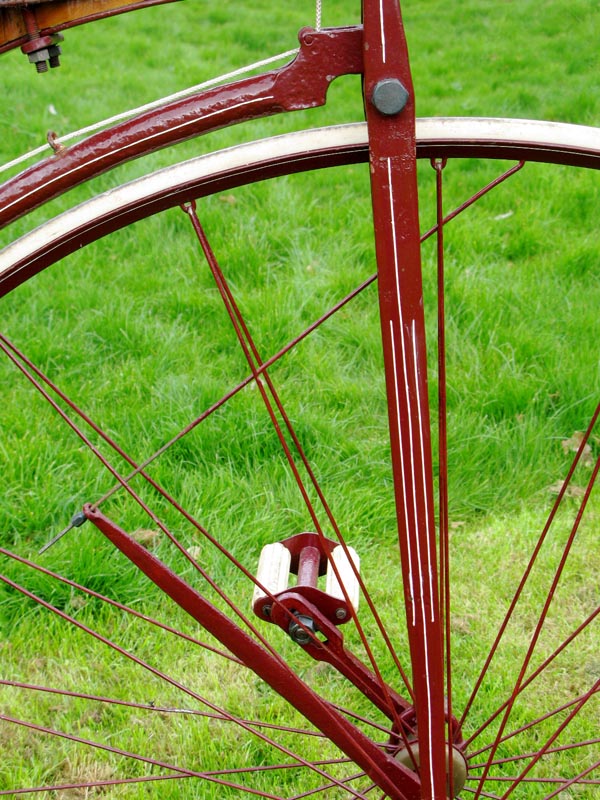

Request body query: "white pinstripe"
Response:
[386, 156, 438, 795]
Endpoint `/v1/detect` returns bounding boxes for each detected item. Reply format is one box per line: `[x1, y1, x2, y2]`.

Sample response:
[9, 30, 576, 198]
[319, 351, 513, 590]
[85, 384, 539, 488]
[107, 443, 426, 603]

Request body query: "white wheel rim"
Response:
[2, 118, 599, 277]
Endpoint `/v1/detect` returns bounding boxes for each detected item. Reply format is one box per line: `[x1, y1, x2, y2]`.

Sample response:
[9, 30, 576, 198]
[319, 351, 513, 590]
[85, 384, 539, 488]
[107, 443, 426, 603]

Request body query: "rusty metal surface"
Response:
[0, 0, 179, 54]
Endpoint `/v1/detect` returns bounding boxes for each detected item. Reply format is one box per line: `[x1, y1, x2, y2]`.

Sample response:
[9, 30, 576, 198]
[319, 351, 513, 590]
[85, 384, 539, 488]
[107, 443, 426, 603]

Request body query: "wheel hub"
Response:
[393, 741, 467, 798]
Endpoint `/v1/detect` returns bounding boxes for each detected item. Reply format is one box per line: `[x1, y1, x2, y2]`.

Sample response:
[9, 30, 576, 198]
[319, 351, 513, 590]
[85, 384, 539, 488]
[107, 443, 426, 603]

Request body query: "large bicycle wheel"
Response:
[1, 120, 599, 799]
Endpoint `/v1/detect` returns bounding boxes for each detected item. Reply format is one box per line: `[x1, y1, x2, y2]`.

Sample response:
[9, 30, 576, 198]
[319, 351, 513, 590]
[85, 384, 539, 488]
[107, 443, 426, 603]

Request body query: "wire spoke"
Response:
[467, 454, 600, 790]
[4, 306, 405, 693]
[462, 404, 600, 735]
[0, 331, 416, 795]
[420, 161, 525, 246]
[287, 772, 370, 799]
[0, 775, 193, 797]
[183, 200, 412, 730]
[330, 703, 399, 738]
[95, 269, 378, 506]
[0, 572, 375, 797]
[0, 712, 286, 799]
[469, 737, 600, 769]
[476, 504, 600, 798]
[460, 786, 502, 799]
[466, 599, 599, 755]
[432, 156, 458, 786]
[471, 774, 600, 786]
[0, 679, 327, 737]
[467, 444, 599, 763]
[81, 161, 525, 515]
[4, 110, 597, 798]
[0, 333, 337, 664]
[0, 546, 241, 663]
[497, 678, 600, 799]
[542, 759, 600, 799]
[468, 686, 600, 761]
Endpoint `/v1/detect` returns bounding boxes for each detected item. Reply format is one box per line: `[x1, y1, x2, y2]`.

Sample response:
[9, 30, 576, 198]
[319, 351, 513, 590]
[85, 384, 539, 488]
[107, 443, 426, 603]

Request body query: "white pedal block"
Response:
[325, 545, 360, 612]
[252, 542, 291, 606]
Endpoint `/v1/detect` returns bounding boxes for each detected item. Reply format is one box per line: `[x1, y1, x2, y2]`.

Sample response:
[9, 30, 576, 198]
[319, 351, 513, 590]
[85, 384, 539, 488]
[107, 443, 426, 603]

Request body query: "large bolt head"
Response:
[371, 79, 409, 116]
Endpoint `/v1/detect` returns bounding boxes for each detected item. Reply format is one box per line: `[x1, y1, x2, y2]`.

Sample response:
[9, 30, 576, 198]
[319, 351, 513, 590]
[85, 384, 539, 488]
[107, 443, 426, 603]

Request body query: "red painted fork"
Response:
[363, 2, 447, 798]
[85, 505, 422, 800]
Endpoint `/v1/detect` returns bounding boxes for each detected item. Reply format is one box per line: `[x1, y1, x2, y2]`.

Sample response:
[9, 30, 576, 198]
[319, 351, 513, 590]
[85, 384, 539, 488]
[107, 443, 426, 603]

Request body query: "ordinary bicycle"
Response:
[0, 1, 598, 798]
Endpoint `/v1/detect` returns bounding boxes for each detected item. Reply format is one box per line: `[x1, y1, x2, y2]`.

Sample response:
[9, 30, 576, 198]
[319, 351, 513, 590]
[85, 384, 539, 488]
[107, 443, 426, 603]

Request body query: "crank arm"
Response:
[270, 589, 416, 731]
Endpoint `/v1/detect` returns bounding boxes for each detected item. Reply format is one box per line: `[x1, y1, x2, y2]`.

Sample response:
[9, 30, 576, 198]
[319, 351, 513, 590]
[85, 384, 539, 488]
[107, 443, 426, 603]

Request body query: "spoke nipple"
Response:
[38, 508, 88, 554]
[371, 79, 409, 116]
[70, 510, 88, 528]
[180, 200, 196, 215]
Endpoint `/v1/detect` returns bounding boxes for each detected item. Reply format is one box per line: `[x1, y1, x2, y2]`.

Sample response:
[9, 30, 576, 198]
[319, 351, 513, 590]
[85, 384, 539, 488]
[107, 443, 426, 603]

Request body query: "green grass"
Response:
[0, 0, 599, 797]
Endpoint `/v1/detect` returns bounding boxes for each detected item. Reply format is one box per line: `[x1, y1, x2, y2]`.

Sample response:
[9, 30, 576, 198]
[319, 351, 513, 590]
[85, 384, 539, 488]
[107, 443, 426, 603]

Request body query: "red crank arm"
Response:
[363, 1, 447, 798]
[269, 590, 415, 727]
[84, 504, 422, 800]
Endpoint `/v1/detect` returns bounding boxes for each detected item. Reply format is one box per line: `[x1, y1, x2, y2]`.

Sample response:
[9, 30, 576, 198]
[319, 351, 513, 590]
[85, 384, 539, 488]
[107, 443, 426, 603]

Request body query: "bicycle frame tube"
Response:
[363, 1, 447, 798]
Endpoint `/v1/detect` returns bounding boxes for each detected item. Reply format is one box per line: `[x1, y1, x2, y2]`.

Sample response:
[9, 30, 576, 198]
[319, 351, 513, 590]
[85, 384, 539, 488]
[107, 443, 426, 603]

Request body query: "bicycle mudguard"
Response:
[0, 26, 363, 233]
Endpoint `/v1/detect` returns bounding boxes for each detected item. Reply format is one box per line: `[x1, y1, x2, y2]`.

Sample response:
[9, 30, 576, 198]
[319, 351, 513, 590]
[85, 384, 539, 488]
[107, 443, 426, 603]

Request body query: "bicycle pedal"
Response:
[252, 532, 360, 625]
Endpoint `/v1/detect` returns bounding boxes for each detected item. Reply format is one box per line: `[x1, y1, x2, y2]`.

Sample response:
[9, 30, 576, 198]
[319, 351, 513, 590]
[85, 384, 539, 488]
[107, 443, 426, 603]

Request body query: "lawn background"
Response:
[0, 0, 599, 796]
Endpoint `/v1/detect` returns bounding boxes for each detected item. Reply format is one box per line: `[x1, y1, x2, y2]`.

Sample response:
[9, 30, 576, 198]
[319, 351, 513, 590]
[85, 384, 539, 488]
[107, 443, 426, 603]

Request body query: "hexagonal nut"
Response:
[371, 79, 410, 116]
[27, 47, 51, 64]
[288, 614, 317, 645]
